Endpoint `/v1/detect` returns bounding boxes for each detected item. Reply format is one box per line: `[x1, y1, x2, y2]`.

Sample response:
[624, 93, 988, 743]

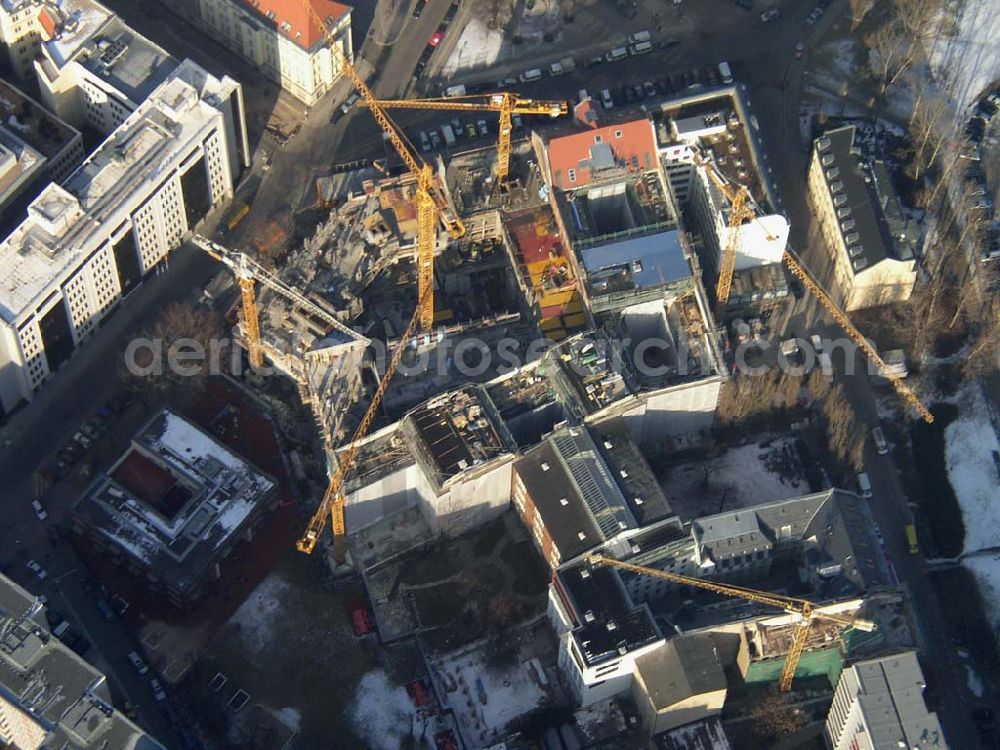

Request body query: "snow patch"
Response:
[930, 0, 1000, 108]
[945, 384, 1000, 553]
[228, 575, 290, 651]
[965, 555, 1000, 630]
[967, 664, 985, 698]
[272, 707, 301, 732]
[350, 671, 417, 750]
[440, 19, 504, 76]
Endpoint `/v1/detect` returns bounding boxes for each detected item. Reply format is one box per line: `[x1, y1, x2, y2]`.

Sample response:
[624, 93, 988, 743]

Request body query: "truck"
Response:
[905, 524, 919, 554]
[440, 124, 456, 146]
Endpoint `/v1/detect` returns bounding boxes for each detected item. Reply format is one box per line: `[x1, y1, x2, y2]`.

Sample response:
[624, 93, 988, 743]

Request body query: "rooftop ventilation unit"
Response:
[817, 137, 832, 150]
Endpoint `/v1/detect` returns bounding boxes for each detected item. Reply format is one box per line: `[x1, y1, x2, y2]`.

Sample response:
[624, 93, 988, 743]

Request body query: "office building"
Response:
[825, 651, 947, 750]
[0, 572, 167, 749]
[0, 59, 248, 415]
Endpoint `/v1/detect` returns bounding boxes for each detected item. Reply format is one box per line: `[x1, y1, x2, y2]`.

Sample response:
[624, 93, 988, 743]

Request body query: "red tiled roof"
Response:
[546, 118, 657, 190]
[38, 7, 59, 39]
[241, 0, 352, 51]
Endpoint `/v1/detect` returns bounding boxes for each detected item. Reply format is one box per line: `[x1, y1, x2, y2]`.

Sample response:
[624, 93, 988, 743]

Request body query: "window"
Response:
[567, 168, 576, 183]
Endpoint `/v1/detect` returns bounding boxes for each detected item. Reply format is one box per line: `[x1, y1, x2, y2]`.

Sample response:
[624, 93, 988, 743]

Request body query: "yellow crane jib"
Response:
[584, 554, 876, 692]
[371, 93, 568, 182]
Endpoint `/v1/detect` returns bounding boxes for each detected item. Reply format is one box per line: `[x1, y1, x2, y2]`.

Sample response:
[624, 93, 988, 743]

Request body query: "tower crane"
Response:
[585, 554, 876, 692]
[696, 155, 934, 423]
[192, 235, 361, 367]
[297, 0, 465, 331]
[370, 94, 569, 181]
[698, 160, 762, 306]
[289, 0, 486, 559]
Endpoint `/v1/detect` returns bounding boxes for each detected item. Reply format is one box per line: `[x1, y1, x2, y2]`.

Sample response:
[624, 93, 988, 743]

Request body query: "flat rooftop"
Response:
[39, 0, 114, 68]
[557, 562, 660, 667]
[0, 60, 238, 324]
[544, 331, 634, 414]
[0, 79, 80, 160]
[74, 410, 276, 594]
[404, 386, 511, 489]
[0, 573, 166, 749]
[582, 229, 690, 297]
[652, 94, 767, 206]
[74, 17, 178, 104]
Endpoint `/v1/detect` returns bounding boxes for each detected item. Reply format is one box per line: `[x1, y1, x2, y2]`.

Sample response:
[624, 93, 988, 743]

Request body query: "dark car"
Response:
[974, 707, 996, 723]
[95, 598, 117, 622]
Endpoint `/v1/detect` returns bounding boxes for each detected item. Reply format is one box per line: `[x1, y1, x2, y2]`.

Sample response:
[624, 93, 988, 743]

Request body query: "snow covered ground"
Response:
[227, 575, 291, 651]
[943, 381, 1000, 628]
[660, 438, 810, 519]
[434, 646, 549, 747]
[930, 0, 1000, 108]
[440, 19, 504, 76]
[350, 671, 420, 750]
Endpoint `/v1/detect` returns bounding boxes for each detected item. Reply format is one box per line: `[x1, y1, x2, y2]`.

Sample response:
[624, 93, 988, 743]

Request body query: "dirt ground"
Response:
[366, 513, 550, 651]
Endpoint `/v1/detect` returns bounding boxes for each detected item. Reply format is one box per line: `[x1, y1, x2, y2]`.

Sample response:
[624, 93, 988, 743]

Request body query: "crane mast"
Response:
[585, 554, 875, 692]
[696, 156, 933, 424]
[371, 94, 568, 181]
[298, 0, 465, 330]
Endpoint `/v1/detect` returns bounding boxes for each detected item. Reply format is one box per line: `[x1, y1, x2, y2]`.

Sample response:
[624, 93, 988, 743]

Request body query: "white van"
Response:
[718, 61, 733, 84]
[519, 68, 542, 82]
[443, 84, 467, 97]
[628, 30, 651, 44]
[857, 472, 873, 499]
[605, 47, 628, 62]
[601, 88, 614, 109]
[630, 41, 653, 56]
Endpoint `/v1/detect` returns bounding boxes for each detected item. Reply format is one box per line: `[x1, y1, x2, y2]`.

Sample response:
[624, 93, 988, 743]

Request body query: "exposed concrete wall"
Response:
[345, 464, 423, 533]
[612, 377, 723, 444]
[424, 459, 513, 537]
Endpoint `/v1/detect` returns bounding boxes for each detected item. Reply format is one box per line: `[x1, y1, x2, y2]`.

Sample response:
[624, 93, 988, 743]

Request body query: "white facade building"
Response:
[196, 0, 352, 105]
[34, 1, 180, 137]
[0, 59, 248, 415]
[0, 0, 44, 81]
[825, 651, 947, 750]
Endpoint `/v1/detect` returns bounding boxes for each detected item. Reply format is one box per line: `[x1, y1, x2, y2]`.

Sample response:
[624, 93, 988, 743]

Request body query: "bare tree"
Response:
[822, 385, 865, 472]
[865, 19, 916, 99]
[962, 304, 1000, 379]
[751, 693, 807, 742]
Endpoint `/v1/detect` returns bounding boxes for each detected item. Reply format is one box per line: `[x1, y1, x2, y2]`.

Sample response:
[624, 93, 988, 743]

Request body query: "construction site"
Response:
[179, 41, 936, 739]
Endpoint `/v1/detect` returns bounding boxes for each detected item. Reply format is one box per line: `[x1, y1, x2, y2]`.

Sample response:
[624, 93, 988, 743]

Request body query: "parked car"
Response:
[497, 76, 517, 88]
[72, 432, 91, 449]
[128, 651, 149, 675]
[871, 426, 889, 456]
[31, 499, 47, 521]
[419, 131, 430, 152]
[149, 678, 167, 702]
[429, 30, 443, 46]
[466, 123, 477, 138]
[477, 119, 488, 136]
[429, 130, 441, 149]
[761, 8, 780, 21]
[340, 93, 360, 115]
[95, 598, 117, 622]
[26, 559, 47, 581]
[601, 89, 614, 109]
[643, 81, 657, 97]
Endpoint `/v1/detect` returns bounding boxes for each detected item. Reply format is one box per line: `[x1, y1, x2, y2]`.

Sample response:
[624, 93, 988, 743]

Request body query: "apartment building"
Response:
[0, 78, 85, 229]
[72, 410, 278, 607]
[0, 0, 43, 80]
[35, 1, 180, 136]
[825, 651, 947, 750]
[0, 59, 248, 415]
[0, 573, 167, 749]
[808, 126, 919, 311]
[196, 0, 353, 105]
